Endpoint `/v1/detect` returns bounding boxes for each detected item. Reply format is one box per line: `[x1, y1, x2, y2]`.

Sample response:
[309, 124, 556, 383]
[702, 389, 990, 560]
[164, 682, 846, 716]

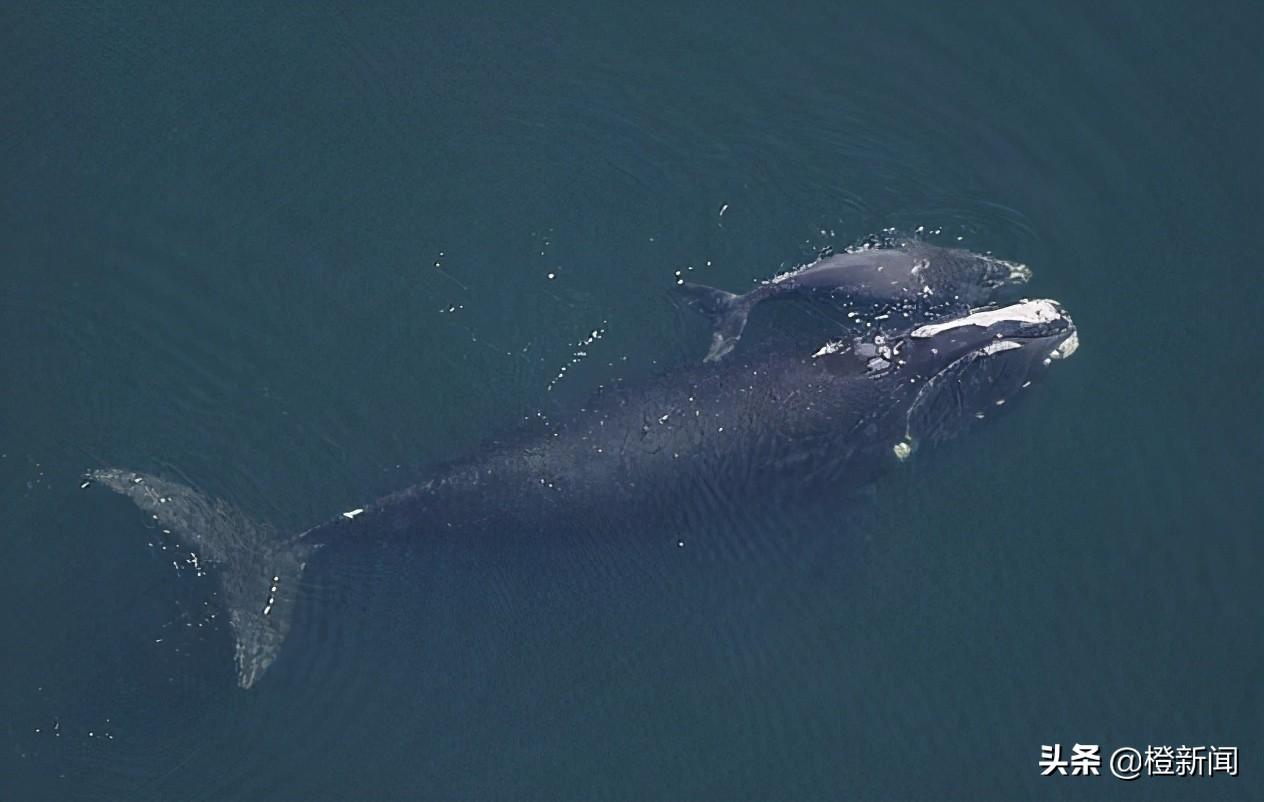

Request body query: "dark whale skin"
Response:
[315, 341, 898, 545]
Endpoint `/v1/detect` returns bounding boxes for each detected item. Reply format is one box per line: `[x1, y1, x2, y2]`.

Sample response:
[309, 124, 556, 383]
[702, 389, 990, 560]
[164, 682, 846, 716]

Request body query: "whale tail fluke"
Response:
[675, 282, 763, 362]
[89, 468, 317, 689]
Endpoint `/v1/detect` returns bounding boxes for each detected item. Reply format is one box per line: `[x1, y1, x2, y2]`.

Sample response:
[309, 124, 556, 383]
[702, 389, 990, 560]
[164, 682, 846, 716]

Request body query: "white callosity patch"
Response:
[910, 299, 1064, 338]
[980, 340, 1023, 356]
[1050, 329, 1079, 359]
[994, 258, 1033, 284]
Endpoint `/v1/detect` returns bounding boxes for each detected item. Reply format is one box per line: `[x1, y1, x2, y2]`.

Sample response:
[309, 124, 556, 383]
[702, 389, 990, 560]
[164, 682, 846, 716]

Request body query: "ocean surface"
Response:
[2, 2, 1260, 800]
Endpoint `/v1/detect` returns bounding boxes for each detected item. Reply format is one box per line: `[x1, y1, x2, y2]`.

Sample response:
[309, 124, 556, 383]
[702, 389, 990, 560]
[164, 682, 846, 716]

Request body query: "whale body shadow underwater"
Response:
[90, 242, 1079, 688]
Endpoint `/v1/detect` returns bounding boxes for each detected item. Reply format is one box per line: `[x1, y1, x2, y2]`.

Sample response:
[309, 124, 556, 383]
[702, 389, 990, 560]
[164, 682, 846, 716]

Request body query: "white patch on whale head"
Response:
[910, 299, 1064, 338]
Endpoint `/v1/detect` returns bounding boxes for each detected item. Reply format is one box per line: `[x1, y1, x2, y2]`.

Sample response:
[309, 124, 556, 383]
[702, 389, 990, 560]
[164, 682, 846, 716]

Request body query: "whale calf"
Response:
[677, 243, 1033, 361]
[91, 298, 1077, 688]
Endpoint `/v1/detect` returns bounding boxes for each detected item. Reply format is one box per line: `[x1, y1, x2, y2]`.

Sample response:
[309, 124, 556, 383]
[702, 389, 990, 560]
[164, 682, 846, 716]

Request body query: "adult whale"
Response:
[678, 242, 1033, 361]
[91, 299, 1078, 688]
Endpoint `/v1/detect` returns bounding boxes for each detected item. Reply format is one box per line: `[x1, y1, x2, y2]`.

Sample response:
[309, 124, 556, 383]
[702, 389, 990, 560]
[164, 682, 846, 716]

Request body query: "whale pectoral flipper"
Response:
[89, 468, 317, 689]
[675, 282, 766, 362]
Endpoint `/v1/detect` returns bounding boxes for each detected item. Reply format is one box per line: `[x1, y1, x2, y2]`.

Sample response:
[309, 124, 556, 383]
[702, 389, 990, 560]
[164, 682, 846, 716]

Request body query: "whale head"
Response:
[912, 247, 1034, 306]
[976, 255, 1034, 293]
[890, 299, 1077, 451]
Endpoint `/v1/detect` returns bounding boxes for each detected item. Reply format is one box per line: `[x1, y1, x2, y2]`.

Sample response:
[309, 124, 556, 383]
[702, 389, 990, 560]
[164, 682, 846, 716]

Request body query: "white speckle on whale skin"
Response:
[342, 508, 364, 520]
[812, 341, 846, 358]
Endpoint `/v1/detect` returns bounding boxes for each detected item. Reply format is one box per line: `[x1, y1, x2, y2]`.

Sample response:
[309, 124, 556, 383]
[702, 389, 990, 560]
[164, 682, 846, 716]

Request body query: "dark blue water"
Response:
[2, 2, 1260, 799]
